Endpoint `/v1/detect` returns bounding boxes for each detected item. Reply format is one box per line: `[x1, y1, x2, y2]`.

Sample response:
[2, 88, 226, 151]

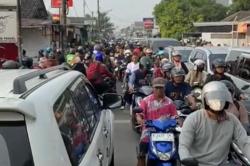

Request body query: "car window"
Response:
[0, 119, 34, 166]
[227, 55, 250, 82]
[84, 84, 101, 118]
[189, 50, 197, 62]
[226, 50, 242, 61]
[209, 54, 227, 71]
[178, 50, 192, 62]
[53, 90, 91, 166]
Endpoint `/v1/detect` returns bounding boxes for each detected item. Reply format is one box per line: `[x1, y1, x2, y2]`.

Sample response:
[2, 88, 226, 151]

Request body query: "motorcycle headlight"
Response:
[158, 152, 171, 161]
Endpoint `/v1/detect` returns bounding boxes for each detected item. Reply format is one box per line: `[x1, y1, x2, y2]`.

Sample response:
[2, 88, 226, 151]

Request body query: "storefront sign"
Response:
[0, 11, 17, 43]
[51, 0, 73, 8]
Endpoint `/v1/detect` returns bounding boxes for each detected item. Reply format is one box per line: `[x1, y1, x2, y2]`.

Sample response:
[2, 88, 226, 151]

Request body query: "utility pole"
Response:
[97, 0, 100, 33]
[60, 0, 67, 53]
[83, 0, 86, 17]
[17, 0, 22, 63]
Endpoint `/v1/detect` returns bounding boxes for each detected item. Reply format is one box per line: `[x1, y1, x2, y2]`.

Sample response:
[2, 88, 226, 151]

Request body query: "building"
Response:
[21, 0, 51, 57]
[194, 11, 250, 47]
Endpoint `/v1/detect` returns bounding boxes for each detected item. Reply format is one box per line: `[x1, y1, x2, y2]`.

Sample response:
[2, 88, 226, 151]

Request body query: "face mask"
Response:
[207, 99, 226, 112]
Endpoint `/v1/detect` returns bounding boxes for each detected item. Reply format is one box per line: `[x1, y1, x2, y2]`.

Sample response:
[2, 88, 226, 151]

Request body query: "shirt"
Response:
[139, 94, 177, 120]
[165, 82, 192, 101]
[126, 62, 140, 74]
[179, 109, 250, 166]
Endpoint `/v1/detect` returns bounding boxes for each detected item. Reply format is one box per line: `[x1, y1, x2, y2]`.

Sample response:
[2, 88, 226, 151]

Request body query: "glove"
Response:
[181, 158, 199, 166]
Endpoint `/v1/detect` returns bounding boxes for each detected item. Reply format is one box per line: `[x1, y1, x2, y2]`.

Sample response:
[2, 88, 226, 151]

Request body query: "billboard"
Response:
[143, 18, 154, 30]
[0, 11, 17, 43]
[51, 0, 73, 8]
[0, 0, 17, 6]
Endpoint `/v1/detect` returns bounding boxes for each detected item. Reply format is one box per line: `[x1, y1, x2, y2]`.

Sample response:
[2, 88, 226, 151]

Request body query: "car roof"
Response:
[148, 38, 178, 41]
[230, 47, 250, 53]
[165, 46, 194, 50]
[0, 69, 66, 98]
[195, 46, 229, 55]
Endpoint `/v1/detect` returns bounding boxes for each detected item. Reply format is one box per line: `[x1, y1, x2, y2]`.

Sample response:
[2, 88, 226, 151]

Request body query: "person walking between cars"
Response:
[136, 77, 177, 166]
[179, 81, 250, 166]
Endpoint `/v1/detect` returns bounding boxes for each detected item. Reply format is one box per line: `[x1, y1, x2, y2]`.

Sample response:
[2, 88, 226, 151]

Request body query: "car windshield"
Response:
[209, 54, 227, 70]
[179, 50, 192, 62]
[0, 120, 34, 166]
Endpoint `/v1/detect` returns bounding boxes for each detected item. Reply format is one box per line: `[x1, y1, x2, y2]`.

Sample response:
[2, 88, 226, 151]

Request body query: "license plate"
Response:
[151, 133, 174, 142]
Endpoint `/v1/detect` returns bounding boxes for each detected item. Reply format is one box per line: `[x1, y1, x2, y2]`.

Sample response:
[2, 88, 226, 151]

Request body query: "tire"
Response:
[109, 150, 114, 166]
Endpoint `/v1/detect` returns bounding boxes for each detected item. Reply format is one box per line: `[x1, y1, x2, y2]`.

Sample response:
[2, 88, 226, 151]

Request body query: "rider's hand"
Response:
[181, 158, 199, 166]
[136, 114, 144, 126]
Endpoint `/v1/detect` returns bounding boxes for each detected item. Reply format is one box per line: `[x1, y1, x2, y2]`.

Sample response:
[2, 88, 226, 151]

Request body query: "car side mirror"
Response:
[102, 93, 123, 109]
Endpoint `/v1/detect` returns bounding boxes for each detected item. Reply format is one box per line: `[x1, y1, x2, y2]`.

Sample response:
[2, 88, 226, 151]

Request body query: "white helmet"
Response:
[124, 49, 132, 55]
[145, 48, 153, 54]
[194, 59, 205, 66]
[202, 81, 233, 112]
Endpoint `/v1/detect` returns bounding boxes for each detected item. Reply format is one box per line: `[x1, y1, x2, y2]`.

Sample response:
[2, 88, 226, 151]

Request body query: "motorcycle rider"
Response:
[129, 63, 147, 90]
[86, 53, 114, 94]
[165, 67, 196, 110]
[121, 53, 140, 110]
[205, 59, 245, 100]
[171, 51, 189, 74]
[221, 80, 250, 134]
[136, 77, 177, 166]
[161, 62, 175, 81]
[185, 59, 206, 87]
[179, 81, 250, 166]
[140, 48, 153, 73]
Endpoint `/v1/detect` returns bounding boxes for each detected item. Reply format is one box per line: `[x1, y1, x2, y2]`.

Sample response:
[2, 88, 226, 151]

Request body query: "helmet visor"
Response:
[204, 91, 232, 111]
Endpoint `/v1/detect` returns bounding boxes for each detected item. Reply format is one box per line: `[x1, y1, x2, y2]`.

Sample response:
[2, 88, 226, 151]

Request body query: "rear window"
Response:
[151, 40, 181, 52]
[178, 50, 192, 62]
[209, 54, 227, 70]
[0, 120, 34, 166]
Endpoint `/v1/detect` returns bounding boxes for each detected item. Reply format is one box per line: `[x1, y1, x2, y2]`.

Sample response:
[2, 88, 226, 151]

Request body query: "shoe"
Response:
[120, 106, 125, 110]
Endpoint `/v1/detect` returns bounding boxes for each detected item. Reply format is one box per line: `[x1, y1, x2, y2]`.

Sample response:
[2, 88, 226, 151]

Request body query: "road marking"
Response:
[114, 120, 130, 124]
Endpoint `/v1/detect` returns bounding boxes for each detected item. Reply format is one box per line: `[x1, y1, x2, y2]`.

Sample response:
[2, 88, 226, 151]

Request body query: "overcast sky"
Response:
[43, 0, 161, 28]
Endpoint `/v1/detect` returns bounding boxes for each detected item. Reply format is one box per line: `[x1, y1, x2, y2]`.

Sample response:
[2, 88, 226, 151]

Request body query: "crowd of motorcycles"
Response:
[108, 45, 250, 165]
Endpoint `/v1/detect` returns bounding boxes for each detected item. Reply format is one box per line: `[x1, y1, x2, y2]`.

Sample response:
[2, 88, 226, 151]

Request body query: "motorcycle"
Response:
[114, 59, 127, 82]
[173, 100, 192, 127]
[228, 142, 250, 166]
[131, 85, 153, 133]
[133, 109, 181, 166]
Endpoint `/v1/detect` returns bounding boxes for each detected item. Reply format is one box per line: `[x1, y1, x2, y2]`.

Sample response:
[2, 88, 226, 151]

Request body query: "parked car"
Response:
[165, 46, 194, 63]
[147, 38, 182, 53]
[225, 47, 250, 119]
[188, 47, 229, 74]
[0, 66, 122, 166]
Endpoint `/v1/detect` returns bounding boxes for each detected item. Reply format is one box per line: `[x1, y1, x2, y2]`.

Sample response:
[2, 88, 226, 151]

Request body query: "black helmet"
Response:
[212, 59, 226, 70]
[221, 80, 236, 98]
[22, 57, 33, 69]
[171, 67, 185, 77]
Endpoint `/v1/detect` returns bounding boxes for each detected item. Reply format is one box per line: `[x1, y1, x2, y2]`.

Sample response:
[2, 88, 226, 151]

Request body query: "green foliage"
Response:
[153, 0, 227, 39]
[229, 0, 250, 14]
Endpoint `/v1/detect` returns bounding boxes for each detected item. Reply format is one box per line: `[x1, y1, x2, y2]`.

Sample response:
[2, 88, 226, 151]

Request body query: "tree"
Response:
[98, 12, 114, 38]
[153, 0, 227, 39]
[229, 0, 250, 14]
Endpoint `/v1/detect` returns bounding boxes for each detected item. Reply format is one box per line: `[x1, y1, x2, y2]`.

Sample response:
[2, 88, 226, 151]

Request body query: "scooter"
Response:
[131, 85, 153, 133]
[145, 118, 181, 166]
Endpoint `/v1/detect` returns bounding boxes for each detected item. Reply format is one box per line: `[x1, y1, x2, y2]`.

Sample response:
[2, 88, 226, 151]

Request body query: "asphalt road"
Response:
[113, 81, 139, 166]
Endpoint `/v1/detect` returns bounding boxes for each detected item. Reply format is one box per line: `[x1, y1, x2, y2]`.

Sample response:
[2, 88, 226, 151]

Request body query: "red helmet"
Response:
[133, 48, 141, 56]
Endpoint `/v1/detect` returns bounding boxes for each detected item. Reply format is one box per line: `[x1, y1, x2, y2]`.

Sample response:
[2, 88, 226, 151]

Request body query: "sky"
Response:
[43, 0, 161, 28]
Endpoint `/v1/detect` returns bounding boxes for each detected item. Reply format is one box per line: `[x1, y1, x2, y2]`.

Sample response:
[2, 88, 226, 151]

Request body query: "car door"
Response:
[84, 83, 113, 166]
[70, 78, 107, 166]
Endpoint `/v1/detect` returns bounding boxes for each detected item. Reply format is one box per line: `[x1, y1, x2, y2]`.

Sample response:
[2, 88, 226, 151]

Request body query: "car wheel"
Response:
[109, 150, 114, 166]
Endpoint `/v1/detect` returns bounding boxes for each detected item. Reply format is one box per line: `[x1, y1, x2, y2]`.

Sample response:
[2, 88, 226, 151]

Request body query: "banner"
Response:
[0, 0, 17, 6]
[51, 0, 73, 8]
[143, 18, 154, 30]
[0, 11, 17, 43]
